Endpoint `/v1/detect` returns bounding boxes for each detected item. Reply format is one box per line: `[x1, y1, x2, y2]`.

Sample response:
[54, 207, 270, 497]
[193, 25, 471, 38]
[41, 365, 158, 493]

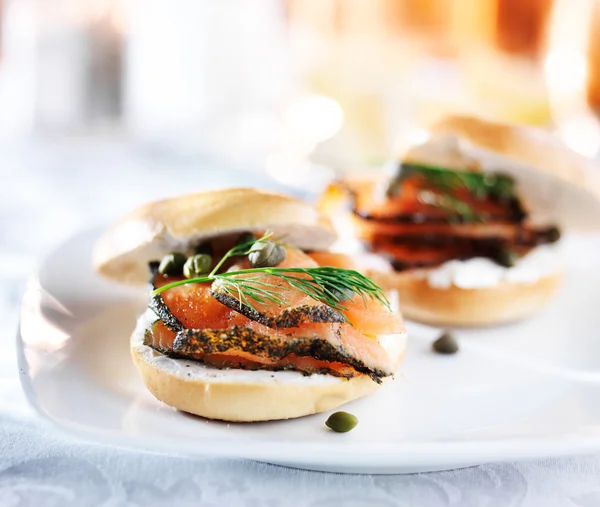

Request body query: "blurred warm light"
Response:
[558, 118, 600, 158]
[35, 0, 122, 26]
[265, 152, 334, 188]
[544, 50, 587, 95]
[544, 0, 600, 157]
[283, 94, 344, 155]
[264, 94, 342, 187]
[283, 0, 557, 167]
[109, 1, 127, 34]
[393, 127, 431, 158]
[234, 113, 282, 154]
[329, 206, 364, 255]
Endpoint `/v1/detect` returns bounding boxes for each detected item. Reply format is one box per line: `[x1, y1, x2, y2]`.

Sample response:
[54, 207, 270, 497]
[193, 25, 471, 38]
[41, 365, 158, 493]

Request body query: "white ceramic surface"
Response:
[16, 228, 600, 474]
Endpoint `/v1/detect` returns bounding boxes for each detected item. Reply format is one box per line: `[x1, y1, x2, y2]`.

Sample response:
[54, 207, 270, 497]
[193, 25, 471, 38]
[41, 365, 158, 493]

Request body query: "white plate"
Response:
[17, 228, 600, 474]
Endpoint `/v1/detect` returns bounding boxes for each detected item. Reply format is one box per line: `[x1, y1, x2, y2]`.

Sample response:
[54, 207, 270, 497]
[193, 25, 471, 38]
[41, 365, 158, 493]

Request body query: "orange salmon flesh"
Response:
[147, 246, 404, 380]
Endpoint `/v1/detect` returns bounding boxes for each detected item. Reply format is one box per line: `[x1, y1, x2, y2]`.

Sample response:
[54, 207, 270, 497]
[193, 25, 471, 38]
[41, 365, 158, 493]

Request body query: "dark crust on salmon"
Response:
[374, 226, 560, 248]
[349, 178, 527, 224]
[143, 321, 160, 347]
[353, 197, 527, 224]
[146, 263, 386, 383]
[277, 305, 344, 328]
[171, 326, 385, 382]
[210, 290, 344, 329]
[210, 290, 272, 326]
[341, 178, 557, 272]
[149, 264, 343, 332]
[145, 327, 355, 379]
[354, 209, 522, 224]
[148, 262, 185, 333]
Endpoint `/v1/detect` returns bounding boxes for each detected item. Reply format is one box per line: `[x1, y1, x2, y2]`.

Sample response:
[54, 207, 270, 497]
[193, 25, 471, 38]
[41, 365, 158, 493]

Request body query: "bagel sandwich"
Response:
[94, 188, 407, 421]
[319, 115, 600, 326]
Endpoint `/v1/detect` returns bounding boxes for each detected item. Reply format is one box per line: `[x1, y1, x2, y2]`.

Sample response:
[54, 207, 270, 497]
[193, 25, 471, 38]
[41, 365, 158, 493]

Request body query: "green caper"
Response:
[325, 411, 358, 433]
[494, 172, 515, 185]
[495, 248, 517, 268]
[236, 232, 256, 247]
[183, 254, 212, 278]
[546, 226, 561, 243]
[483, 173, 499, 186]
[158, 253, 187, 276]
[324, 284, 354, 303]
[432, 332, 459, 354]
[248, 241, 286, 268]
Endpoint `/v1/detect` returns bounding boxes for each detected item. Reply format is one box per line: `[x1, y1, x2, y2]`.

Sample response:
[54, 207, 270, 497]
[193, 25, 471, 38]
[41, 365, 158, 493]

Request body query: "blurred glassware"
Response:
[33, 0, 124, 130]
[0, 0, 36, 138]
[0, 0, 569, 190]
[544, 0, 600, 158]
[125, 0, 290, 170]
[0, 0, 292, 171]
[0, 0, 124, 136]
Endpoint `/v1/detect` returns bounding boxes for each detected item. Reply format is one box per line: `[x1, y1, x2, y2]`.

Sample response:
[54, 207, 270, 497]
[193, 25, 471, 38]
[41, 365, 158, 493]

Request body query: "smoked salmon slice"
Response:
[148, 246, 404, 381]
[210, 248, 345, 328]
[146, 319, 390, 379]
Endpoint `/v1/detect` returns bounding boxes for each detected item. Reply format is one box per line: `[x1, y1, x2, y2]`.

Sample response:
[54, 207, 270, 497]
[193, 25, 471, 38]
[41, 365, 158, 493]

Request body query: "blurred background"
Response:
[0, 0, 599, 247]
[1, 0, 599, 176]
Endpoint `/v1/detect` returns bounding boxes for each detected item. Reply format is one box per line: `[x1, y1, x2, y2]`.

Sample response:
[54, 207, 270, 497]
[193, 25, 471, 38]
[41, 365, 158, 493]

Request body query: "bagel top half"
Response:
[94, 187, 337, 285]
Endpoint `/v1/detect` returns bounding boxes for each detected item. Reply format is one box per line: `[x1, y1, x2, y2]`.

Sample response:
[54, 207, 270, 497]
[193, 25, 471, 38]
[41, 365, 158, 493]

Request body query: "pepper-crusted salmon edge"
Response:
[144, 323, 388, 383]
[211, 290, 344, 329]
[130, 308, 406, 422]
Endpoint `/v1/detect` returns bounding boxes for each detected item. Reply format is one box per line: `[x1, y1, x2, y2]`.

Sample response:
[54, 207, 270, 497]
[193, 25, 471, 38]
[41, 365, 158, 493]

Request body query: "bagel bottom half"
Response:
[131, 313, 407, 422]
[368, 269, 562, 327]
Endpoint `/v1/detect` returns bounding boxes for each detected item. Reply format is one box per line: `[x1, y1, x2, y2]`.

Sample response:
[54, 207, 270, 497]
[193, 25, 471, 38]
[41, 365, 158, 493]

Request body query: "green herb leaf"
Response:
[417, 190, 489, 223]
[401, 163, 516, 199]
[389, 162, 516, 223]
[150, 232, 391, 325]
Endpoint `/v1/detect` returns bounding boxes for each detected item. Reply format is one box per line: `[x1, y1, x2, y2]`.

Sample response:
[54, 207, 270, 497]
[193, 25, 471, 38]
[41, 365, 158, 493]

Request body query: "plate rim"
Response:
[15, 227, 600, 473]
[17, 344, 600, 472]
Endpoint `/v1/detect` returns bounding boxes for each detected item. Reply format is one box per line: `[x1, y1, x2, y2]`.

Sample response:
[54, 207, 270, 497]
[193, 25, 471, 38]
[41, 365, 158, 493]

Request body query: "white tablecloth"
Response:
[2, 138, 600, 507]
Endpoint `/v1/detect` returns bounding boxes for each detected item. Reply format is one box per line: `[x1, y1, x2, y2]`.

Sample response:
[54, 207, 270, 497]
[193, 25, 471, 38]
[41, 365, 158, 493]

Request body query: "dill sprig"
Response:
[212, 267, 389, 316]
[404, 163, 515, 199]
[387, 162, 515, 223]
[151, 233, 391, 324]
[417, 190, 489, 223]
